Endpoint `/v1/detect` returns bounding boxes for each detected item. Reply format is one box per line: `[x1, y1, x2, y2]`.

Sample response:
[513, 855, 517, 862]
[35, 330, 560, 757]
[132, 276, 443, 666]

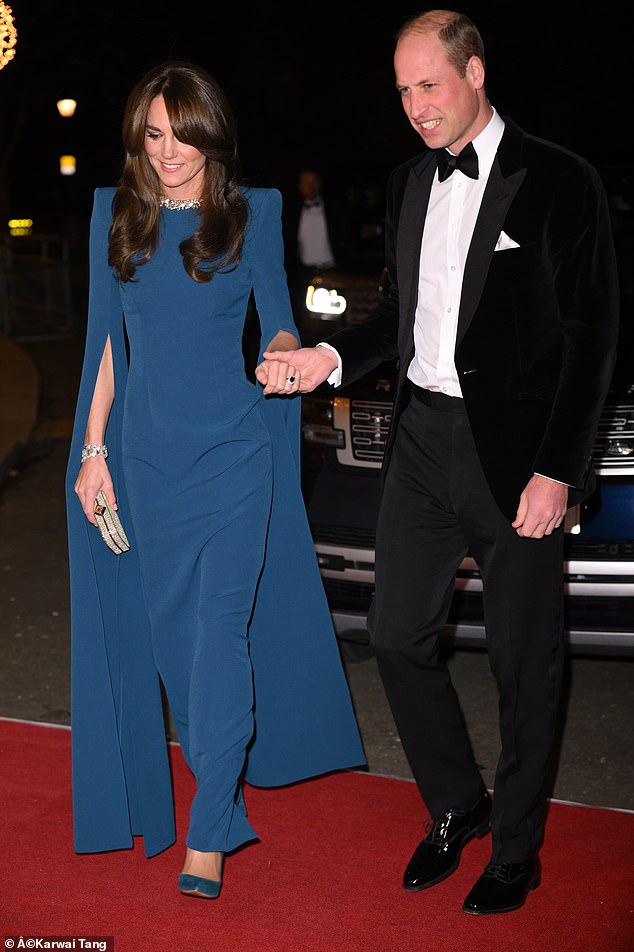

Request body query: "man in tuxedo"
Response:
[282, 167, 360, 321]
[257, 10, 619, 915]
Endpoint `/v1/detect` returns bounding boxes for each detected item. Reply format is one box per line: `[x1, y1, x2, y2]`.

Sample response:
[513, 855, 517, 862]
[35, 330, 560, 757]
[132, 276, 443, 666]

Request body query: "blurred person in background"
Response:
[282, 166, 360, 320]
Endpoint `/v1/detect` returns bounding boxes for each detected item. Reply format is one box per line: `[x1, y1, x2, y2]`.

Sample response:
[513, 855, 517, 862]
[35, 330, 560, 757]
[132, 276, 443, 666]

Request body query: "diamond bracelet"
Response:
[81, 443, 108, 463]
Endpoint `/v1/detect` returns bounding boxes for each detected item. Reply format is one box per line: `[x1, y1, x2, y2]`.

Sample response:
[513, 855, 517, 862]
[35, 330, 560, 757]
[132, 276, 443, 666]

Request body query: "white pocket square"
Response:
[495, 231, 520, 251]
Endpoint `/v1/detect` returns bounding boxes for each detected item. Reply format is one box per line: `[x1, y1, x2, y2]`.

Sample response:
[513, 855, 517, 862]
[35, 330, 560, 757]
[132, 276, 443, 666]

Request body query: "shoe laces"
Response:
[483, 863, 511, 882]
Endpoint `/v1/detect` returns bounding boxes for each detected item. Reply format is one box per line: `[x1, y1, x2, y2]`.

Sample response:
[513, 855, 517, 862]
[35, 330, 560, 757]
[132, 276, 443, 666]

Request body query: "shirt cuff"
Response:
[534, 472, 573, 487]
[317, 342, 342, 388]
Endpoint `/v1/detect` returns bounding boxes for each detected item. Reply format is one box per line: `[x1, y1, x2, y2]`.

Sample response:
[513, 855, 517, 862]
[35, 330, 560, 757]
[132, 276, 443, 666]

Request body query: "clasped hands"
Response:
[255, 345, 338, 396]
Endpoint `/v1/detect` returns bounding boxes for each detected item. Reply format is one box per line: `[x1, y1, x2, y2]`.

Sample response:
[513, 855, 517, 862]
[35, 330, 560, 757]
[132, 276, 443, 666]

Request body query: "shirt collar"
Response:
[468, 107, 505, 178]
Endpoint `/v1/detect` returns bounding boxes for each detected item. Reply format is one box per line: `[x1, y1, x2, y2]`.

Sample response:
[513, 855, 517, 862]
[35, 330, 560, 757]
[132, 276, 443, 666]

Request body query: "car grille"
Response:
[323, 578, 374, 611]
[350, 400, 391, 463]
[593, 402, 634, 473]
[342, 399, 633, 470]
[312, 524, 376, 548]
[565, 538, 634, 559]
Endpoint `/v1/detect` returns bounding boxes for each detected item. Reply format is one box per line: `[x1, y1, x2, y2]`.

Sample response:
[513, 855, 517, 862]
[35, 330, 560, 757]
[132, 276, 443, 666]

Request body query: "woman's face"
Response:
[144, 95, 206, 200]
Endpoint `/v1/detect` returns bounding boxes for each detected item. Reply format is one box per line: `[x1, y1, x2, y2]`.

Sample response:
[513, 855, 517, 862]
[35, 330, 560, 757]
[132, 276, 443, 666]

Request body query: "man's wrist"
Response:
[316, 342, 342, 387]
[533, 472, 572, 487]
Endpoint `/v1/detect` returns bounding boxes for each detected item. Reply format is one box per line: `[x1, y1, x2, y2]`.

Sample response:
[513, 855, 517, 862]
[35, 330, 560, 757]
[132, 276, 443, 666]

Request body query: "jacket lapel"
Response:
[396, 154, 436, 359]
[456, 122, 526, 343]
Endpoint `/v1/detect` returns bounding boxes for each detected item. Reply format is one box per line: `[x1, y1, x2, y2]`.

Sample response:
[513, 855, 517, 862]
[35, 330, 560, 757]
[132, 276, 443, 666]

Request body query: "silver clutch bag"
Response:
[93, 490, 130, 555]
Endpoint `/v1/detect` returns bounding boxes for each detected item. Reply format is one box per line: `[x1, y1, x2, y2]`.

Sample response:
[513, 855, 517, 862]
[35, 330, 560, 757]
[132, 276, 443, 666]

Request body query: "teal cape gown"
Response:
[65, 186, 365, 858]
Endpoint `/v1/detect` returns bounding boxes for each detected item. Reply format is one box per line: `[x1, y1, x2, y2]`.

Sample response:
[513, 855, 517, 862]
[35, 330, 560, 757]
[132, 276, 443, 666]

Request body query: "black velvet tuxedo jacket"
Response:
[327, 118, 620, 521]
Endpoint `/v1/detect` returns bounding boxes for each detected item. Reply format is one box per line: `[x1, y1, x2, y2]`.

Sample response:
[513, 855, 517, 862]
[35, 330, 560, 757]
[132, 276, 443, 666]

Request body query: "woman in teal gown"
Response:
[66, 61, 365, 899]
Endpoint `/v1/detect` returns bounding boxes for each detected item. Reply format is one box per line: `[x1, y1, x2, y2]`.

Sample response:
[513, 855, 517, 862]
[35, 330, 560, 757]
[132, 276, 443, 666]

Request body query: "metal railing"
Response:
[0, 233, 74, 341]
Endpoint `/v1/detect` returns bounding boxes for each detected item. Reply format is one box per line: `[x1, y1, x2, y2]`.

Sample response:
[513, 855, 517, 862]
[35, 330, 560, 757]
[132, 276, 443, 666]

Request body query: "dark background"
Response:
[0, 0, 630, 239]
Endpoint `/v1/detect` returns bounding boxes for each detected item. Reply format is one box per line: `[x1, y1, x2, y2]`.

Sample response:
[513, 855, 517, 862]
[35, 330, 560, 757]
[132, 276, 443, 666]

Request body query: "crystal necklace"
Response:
[159, 197, 202, 210]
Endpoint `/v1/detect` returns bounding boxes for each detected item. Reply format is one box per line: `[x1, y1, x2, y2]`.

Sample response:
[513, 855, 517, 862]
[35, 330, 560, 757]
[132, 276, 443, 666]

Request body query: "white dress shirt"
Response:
[297, 199, 335, 268]
[321, 111, 505, 391]
[407, 109, 505, 396]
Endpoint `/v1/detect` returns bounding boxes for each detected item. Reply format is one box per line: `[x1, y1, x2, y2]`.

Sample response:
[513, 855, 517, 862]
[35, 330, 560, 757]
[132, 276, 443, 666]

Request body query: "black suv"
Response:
[297, 166, 634, 656]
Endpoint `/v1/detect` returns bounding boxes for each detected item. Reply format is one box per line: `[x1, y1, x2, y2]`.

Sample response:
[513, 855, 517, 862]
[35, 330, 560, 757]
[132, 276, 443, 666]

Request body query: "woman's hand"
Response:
[74, 457, 116, 526]
[255, 352, 302, 395]
[255, 345, 339, 395]
[77, 336, 116, 524]
[254, 329, 303, 395]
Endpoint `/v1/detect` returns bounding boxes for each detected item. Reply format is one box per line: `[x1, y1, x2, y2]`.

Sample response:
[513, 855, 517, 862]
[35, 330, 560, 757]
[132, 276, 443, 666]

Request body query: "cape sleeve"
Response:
[65, 188, 175, 857]
[248, 187, 300, 349]
[244, 188, 366, 783]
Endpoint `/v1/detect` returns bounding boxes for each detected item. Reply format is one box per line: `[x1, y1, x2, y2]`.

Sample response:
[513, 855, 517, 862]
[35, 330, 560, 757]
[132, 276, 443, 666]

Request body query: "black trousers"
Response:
[369, 387, 565, 863]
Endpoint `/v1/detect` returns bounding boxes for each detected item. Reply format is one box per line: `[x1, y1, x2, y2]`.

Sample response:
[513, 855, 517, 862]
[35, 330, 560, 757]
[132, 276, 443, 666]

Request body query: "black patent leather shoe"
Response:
[462, 857, 540, 915]
[403, 789, 491, 892]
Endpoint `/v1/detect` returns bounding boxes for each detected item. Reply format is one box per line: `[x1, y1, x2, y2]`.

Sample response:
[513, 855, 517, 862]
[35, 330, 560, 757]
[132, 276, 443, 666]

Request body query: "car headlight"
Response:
[305, 284, 347, 316]
[301, 396, 345, 447]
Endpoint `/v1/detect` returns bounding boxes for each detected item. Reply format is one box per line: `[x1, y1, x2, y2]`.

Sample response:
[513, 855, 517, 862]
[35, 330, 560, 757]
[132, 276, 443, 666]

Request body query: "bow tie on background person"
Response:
[303, 199, 322, 208]
[436, 141, 479, 182]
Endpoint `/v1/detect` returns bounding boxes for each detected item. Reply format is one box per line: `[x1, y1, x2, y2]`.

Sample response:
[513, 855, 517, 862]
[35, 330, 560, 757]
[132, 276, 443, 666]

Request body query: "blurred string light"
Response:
[0, 2, 17, 70]
[56, 99, 77, 118]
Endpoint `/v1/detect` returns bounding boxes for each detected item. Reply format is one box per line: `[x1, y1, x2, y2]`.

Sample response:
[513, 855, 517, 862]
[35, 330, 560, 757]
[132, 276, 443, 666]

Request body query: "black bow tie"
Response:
[436, 142, 479, 182]
[303, 200, 321, 208]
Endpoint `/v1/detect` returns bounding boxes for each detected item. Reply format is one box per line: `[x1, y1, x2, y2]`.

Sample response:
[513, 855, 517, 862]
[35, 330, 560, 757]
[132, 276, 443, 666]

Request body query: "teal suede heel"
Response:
[178, 872, 222, 899]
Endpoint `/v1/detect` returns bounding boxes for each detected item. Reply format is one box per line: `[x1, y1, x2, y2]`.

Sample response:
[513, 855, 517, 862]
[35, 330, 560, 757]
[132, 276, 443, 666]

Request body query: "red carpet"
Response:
[1, 718, 633, 952]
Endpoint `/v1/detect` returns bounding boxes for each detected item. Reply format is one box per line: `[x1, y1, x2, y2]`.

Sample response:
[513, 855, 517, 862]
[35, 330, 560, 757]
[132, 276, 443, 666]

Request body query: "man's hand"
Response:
[512, 474, 569, 539]
[255, 345, 339, 395]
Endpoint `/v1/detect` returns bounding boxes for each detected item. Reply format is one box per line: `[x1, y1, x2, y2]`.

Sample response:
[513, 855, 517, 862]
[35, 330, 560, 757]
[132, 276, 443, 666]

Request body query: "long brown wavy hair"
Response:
[108, 61, 248, 283]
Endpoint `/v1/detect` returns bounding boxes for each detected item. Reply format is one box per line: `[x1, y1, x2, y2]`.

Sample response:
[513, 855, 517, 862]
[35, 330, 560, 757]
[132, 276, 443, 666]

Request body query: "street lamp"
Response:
[57, 99, 78, 175]
[56, 99, 77, 118]
[59, 155, 76, 176]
